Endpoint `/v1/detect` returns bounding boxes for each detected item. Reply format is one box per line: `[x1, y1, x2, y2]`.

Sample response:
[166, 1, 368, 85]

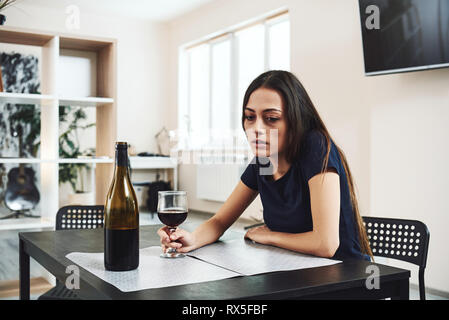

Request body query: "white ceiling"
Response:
[18, 0, 216, 22]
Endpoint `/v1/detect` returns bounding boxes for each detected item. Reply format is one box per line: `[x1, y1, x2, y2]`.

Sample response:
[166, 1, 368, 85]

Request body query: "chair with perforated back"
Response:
[362, 216, 430, 300]
[38, 205, 104, 300]
[55, 205, 104, 231]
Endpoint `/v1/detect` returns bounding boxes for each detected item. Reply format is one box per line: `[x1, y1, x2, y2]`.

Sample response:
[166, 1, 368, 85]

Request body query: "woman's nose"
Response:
[254, 119, 267, 136]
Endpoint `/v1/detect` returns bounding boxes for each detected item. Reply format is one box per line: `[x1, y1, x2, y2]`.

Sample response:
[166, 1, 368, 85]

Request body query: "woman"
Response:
[158, 70, 372, 261]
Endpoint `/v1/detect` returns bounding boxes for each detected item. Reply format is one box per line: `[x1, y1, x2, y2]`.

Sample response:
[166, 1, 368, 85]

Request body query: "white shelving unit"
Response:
[0, 26, 117, 230]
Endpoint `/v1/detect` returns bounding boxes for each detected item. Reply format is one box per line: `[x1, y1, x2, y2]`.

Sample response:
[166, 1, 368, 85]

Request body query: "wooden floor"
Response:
[0, 277, 53, 299]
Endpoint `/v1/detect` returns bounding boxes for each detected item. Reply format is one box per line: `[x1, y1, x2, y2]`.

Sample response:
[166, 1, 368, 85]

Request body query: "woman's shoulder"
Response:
[296, 129, 341, 168]
[299, 129, 329, 157]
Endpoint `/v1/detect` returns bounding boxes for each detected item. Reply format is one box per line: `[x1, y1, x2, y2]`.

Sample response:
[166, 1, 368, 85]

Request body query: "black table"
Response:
[19, 224, 410, 300]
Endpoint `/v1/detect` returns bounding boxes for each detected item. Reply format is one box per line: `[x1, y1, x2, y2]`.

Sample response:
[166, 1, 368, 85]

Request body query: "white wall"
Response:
[166, 0, 449, 292]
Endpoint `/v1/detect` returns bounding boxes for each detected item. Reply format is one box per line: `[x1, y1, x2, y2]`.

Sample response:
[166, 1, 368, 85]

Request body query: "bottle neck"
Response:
[115, 148, 128, 168]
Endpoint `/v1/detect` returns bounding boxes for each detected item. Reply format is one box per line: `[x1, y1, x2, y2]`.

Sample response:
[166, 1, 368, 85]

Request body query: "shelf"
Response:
[58, 96, 114, 107]
[0, 158, 43, 164]
[0, 217, 54, 231]
[58, 158, 114, 164]
[0, 26, 54, 47]
[0, 92, 114, 107]
[0, 214, 162, 231]
[0, 158, 114, 164]
[0, 92, 55, 105]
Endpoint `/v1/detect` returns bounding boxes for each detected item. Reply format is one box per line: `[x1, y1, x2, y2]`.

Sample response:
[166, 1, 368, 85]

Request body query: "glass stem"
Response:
[168, 227, 177, 253]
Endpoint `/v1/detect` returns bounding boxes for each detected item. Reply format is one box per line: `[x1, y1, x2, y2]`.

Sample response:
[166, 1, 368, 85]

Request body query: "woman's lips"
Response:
[251, 140, 268, 147]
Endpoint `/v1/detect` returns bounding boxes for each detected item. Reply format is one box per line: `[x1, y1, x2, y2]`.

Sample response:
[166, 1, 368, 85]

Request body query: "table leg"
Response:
[19, 239, 30, 300]
[392, 278, 409, 300]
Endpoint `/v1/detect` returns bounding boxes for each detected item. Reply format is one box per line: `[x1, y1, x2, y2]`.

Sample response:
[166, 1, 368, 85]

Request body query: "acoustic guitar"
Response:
[3, 124, 40, 217]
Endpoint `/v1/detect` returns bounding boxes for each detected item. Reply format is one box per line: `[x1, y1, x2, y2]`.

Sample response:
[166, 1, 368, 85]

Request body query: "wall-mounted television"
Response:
[358, 0, 449, 76]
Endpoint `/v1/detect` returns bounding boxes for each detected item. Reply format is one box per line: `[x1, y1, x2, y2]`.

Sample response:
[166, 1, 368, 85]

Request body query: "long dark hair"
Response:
[241, 70, 373, 260]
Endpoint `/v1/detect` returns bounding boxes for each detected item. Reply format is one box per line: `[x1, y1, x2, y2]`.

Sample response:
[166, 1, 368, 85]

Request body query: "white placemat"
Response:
[188, 238, 341, 276]
[66, 246, 240, 292]
[66, 240, 341, 293]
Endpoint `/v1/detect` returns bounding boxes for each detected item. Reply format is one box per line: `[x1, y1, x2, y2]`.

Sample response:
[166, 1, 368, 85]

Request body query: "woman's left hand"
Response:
[244, 225, 273, 245]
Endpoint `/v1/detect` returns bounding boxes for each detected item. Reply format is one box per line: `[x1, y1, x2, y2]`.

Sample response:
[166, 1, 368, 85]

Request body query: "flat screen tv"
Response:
[358, 0, 449, 75]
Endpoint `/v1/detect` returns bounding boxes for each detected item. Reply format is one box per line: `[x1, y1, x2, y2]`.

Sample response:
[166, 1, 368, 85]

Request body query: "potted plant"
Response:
[59, 106, 96, 205]
[0, 0, 18, 25]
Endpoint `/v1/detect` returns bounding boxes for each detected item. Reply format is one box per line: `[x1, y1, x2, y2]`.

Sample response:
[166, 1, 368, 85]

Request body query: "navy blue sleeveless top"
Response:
[240, 129, 369, 261]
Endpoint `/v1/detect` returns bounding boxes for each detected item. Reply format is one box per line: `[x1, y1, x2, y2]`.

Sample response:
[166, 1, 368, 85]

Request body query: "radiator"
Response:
[196, 161, 247, 202]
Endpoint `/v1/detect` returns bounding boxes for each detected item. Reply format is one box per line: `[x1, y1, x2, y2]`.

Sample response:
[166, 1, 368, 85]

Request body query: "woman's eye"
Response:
[266, 117, 280, 122]
[245, 115, 255, 121]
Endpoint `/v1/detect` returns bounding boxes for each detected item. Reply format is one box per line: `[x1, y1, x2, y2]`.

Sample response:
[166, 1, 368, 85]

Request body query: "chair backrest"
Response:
[56, 205, 104, 231]
[362, 216, 430, 269]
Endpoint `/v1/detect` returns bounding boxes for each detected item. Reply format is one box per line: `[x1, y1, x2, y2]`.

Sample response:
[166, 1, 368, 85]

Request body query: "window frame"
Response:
[179, 10, 290, 151]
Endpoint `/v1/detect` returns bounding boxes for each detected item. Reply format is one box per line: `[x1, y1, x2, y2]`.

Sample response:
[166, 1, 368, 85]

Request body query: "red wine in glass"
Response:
[157, 191, 188, 258]
[157, 209, 188, 228]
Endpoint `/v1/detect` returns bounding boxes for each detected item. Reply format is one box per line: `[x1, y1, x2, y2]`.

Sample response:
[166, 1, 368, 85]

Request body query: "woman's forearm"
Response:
[190, 217, 227, 250]
[188, 181, 258, 251]
[268, 230, 339, 258]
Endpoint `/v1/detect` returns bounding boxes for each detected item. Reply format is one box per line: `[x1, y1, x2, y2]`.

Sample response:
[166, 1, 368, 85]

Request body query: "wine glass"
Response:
[157, 191, 188, 258]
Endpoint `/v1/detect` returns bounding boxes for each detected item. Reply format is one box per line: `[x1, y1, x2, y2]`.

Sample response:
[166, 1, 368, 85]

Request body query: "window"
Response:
[188, 44, 210, 146]
[179, 11, 290, 150]
[211, 38, 231, 132]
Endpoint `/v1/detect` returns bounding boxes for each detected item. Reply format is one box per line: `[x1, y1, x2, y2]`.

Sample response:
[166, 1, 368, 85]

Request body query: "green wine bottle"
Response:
[104, 142, 139, 271]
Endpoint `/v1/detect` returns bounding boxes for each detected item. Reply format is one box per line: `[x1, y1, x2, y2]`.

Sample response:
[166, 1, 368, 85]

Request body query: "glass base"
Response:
[160, 252, 185, 258]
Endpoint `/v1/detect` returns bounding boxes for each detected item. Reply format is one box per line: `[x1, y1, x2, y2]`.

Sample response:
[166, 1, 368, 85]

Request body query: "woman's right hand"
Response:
[157, 226, 197, 253]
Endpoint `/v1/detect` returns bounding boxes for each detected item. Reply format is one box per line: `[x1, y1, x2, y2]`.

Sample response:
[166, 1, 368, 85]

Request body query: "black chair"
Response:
[362, 216, 430, 300]
[38, 205, 104, 300]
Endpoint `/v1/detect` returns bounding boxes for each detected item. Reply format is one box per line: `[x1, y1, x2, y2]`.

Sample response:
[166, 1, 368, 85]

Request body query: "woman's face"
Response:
[243, 87, 288, 159]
